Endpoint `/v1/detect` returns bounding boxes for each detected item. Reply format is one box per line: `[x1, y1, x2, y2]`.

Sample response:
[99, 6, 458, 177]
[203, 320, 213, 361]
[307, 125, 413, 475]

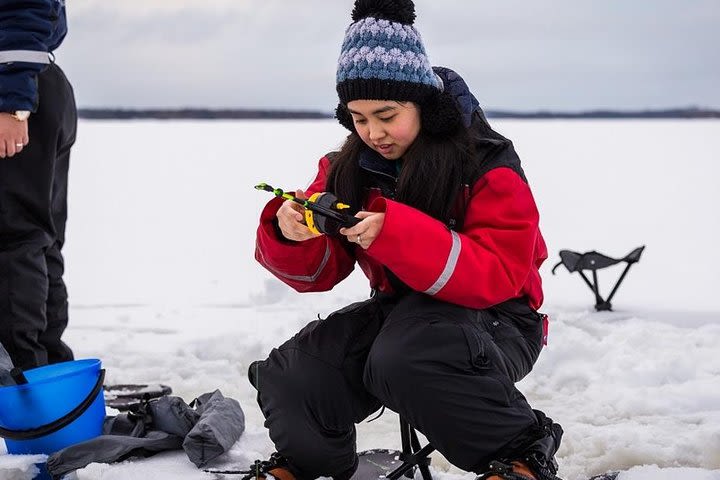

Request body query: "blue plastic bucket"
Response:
[0, 359, 106, 455]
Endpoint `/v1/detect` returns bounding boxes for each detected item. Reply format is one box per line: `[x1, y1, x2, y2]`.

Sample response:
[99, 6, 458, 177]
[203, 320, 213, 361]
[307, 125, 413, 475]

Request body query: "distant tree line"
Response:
[77, 107, 720, 120]
[77, 109, 329, 120]
[486, 108, 720, 119]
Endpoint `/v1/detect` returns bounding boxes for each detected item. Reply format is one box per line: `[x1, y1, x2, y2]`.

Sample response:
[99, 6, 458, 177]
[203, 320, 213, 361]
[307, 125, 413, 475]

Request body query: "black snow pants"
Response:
[0, 63, 77, 370]
[250, 291, 547, 479]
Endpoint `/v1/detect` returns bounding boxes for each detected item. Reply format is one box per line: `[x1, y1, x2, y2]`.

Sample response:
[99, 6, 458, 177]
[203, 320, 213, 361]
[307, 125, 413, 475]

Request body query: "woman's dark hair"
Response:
[325, 106, 479, 224]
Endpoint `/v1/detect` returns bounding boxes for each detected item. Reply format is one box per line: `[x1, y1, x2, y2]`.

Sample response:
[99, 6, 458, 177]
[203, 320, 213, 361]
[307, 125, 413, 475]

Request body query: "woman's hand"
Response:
[276, 189, 321, 242]
[339, 211, 385, 249]
[0, 113, 29, 159]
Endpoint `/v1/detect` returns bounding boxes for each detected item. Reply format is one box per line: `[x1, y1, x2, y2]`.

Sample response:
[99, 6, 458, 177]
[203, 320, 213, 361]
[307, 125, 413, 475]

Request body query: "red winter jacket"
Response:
[255, 150, 548, 311]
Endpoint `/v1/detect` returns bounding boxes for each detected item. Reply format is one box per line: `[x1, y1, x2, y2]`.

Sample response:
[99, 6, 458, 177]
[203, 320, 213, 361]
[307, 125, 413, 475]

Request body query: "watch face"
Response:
[14, 111, 30, 121]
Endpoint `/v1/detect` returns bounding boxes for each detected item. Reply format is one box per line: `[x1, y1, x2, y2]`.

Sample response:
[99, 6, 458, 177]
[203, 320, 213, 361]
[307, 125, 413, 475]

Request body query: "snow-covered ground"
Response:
[1, 119, 719, 480]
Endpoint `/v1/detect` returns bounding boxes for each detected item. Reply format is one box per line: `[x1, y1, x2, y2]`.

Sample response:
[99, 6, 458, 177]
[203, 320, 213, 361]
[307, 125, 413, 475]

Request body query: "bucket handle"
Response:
[0, 369, 105, 441]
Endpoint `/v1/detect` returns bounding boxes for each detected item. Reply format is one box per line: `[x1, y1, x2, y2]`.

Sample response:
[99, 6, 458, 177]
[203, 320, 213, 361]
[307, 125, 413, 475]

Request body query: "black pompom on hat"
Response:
[351, 0, 416, 23]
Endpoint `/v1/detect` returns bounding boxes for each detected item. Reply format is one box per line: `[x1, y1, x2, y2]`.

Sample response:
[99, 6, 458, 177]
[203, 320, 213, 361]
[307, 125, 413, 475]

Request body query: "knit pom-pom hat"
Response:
[336, 0, 442, 105]
[335, 0, 462, 138]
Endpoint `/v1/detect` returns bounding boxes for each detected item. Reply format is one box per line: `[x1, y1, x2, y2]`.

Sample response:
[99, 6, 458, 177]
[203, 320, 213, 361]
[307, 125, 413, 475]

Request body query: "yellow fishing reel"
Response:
[255, 183, 360, 236]
[304, 192, 357, 235]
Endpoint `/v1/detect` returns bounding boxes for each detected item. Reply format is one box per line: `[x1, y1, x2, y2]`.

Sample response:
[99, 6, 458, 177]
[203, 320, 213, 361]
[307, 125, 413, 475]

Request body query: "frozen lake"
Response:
[64, 118, 720, 312]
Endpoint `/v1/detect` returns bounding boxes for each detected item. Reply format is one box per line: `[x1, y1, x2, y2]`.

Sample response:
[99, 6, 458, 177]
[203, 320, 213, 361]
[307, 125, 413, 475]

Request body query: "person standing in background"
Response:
[0, 0, 77, 370]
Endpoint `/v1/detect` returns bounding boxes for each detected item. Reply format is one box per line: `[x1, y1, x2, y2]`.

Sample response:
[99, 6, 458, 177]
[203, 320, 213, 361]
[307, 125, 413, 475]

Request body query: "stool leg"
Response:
[387, 443, 435, 480]
[410, 428, 434, 480]
[606, 263, 634, 304]
[400, 418, 411, 455]
[387, 418, 435, 480]
[401, 418, 413, 479]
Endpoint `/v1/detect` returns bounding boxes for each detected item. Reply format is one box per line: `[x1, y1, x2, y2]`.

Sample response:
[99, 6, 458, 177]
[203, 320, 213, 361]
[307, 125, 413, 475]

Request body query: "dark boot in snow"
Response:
[239, 452, 296, 480]
[478, 409, 564, 480]
[477, 458, 564, 480]
[477, 460, 538, 480]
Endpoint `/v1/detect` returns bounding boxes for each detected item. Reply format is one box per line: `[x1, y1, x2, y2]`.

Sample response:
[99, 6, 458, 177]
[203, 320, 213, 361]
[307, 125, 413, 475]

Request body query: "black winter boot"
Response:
[238, 452, 296, 480]
[477, 410, 564, 480]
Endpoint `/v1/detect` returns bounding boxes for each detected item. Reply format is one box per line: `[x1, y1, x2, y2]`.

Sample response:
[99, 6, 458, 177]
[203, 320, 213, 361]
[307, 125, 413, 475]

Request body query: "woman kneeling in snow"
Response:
[250, 1, 563, 479]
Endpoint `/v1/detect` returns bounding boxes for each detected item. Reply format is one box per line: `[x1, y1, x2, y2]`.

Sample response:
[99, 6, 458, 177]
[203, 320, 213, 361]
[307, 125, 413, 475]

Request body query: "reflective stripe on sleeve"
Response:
[424, 230, 461, 296]
[0, 50, 51, 64]
[256, 238, 332, 283]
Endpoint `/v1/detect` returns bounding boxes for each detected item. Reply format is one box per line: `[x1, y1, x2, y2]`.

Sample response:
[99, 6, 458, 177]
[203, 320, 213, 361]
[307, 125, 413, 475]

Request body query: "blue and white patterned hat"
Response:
[336, 0, 443, 105]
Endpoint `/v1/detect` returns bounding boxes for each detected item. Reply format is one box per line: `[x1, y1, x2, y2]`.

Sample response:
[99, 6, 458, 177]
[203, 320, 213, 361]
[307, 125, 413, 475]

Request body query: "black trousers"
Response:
[250, 292, 547, 479]
[0, 63, 77, 370]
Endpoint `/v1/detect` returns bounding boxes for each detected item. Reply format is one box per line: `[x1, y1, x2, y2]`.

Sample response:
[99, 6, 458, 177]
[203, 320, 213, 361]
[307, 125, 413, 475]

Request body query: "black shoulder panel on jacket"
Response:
[433, 67, 527, 186]
[466, 108, 527, 185]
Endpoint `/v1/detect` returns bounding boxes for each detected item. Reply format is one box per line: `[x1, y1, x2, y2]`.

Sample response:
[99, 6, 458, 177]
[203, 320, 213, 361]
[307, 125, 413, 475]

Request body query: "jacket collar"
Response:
[358, 147, 397, 181]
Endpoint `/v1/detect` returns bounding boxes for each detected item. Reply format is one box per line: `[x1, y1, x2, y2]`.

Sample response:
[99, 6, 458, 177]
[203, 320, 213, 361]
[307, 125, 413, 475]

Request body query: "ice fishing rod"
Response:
[255, 183, 360, 235]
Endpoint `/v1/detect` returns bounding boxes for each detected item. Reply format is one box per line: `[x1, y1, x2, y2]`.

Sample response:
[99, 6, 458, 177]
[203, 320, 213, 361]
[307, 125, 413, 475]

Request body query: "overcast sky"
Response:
[57, 0, 719, 111]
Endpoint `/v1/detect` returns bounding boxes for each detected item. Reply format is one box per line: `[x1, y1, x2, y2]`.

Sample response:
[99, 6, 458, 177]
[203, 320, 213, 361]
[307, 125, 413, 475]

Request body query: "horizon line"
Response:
[76, 106, 720, 120]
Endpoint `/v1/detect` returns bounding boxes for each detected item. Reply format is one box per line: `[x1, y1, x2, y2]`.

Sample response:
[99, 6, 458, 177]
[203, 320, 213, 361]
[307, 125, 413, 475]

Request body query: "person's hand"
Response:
[276, 189, 322, 242]
[0, 113, 29, 159]
[339, 211, 385, 249]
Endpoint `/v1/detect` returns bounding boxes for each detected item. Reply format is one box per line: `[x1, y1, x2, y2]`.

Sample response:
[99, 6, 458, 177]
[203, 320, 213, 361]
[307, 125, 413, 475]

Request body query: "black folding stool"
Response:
[387, 417, 435, 480]
[552, 246, 645, 311]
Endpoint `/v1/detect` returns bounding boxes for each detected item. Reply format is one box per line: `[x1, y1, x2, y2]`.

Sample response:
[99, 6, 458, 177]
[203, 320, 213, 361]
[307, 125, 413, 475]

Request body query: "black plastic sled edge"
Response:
[202, 450, 407, 479]
[353, 449, 404, 480]
[588, 472, 620, 480]
[104, 383, 172, 410]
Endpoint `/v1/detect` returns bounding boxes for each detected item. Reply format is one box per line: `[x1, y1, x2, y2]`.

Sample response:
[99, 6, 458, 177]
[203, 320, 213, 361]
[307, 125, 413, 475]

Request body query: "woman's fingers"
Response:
[339, 212, 385, 248]
[276, 195, 322, 241]
[0, 138, 24, 158]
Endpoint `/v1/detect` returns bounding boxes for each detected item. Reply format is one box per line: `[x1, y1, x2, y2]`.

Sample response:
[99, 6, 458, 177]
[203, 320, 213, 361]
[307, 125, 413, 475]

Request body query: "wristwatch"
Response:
[11, 111, 31, 121]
